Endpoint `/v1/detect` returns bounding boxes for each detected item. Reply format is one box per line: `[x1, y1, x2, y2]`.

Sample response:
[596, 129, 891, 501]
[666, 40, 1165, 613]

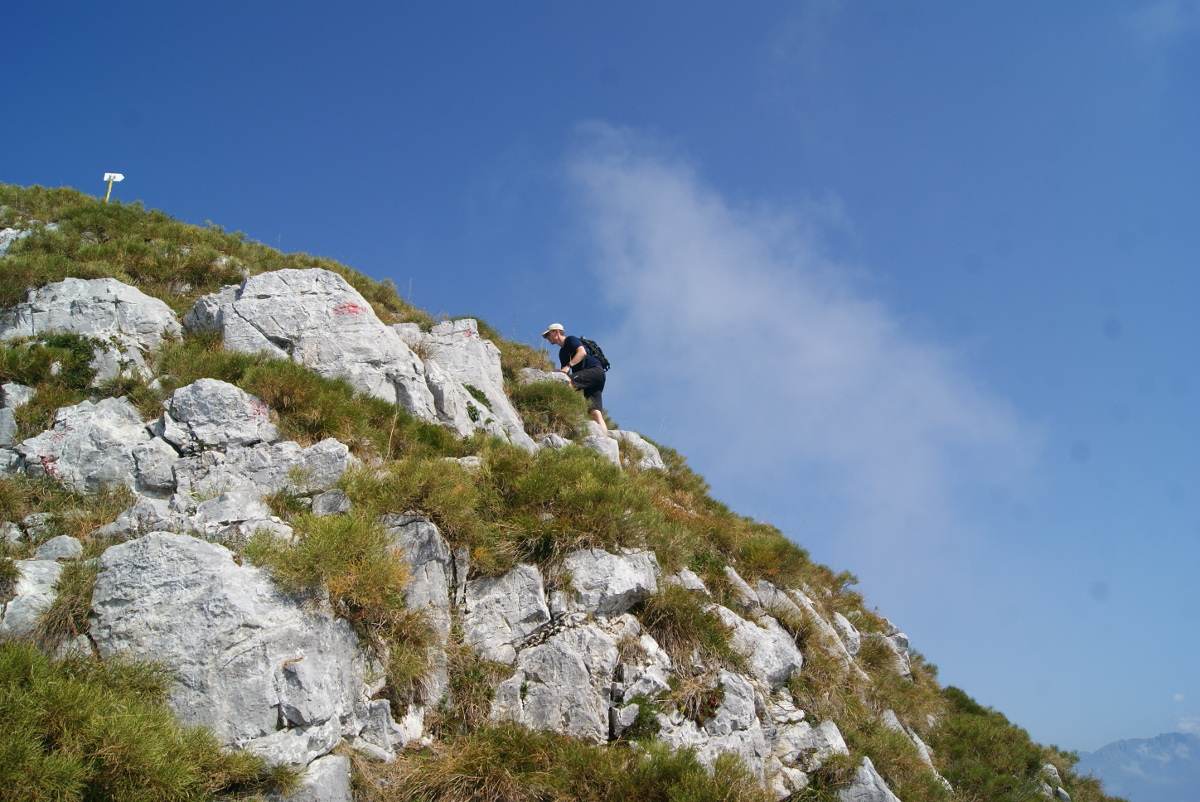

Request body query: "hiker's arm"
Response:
[561, 345, 587, 372]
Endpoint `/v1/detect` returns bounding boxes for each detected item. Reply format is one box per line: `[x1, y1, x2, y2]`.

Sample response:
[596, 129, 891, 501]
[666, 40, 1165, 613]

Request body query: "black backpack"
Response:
[579, 337, 610, 371]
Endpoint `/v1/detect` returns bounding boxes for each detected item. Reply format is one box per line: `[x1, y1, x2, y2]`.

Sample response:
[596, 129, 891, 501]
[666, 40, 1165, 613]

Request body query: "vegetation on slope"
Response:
[0, 184, 1126, 801]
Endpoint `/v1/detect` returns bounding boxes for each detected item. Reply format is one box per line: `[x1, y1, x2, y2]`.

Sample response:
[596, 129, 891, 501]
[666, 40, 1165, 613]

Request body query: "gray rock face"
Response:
[185, 269, 441, 418]
[419, 319, 538, 451]
[0, 407, 14, 448]
[608, 429, 666, 471]
[311, 489, 351, 517]
[518, 367, 571, 386]
[832, 612, 862, 656]
[16, 397, 154, 493]
[564, 548, 660, 617]
[171, 438, 354, 510]
[710, 604, 804, 689]
[34, 535, 83, 561]
[582, 421, 620, 466]
[270, 754, 352, 802]
[0, 559, 63, 636]
[90, 533, 386, 760]
[656, 671, 769, 777]
[0, 226, 31, 257]
[491, 619, 621, 743]
[463, 564, 551, 664]
[838, 757, 902, 802]
[383, 514, 454, 708]
[186, 272, 541, 449]
[162, 378, 279, 454]
[0, 277, 181, 383]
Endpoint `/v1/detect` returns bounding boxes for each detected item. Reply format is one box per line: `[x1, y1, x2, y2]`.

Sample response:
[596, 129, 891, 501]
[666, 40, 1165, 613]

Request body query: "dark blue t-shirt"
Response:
[559, 335, 601, 374]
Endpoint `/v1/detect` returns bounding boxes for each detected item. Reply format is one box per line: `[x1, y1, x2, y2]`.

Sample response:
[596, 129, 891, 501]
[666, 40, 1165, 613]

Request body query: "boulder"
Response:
[564, 548, 660, 617]
[832, 612, 862, 655]
[772, 719, 849, 773]
[419, 319, 538, 451]
[162, 379, 279, 454]
[709, 605, 804, 689]
[0, 226, 31, 257]
[518, 368, 571, 386]
[183, 269, 448, 428]
[382, 514, 454, 706]
[16, 397, 155, 493]
[0, 407, 14, 447]
[0, 382, 35, 410]
[171, 438, 354, 510]
[665, 568, 710, 595]
[463, 564, 550, 664]
[538, 433, 571, 450]
[656, 671, 769, 779]
[608, 429, 666, 471]
[491, 620, 620, 743]
[311, 489, 351, 517]
[92, 498, 192, 540]
[34, 535, 83, 561]
[838, 756, 902, 802]
[0, 559, 63, 636]
[269, 754, 352, 802]
[0, 277, 181, 383]
[582, 421, 620, 466]
[90, 533, 387, 758]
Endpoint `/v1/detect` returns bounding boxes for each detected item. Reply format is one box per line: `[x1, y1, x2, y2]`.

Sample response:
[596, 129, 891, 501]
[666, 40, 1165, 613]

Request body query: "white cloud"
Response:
[1124, 1, 1200, 47]
[1179, 715, 1200, 735]
[565, 124, 1037, 562]
[1174, 693, 1186, 702]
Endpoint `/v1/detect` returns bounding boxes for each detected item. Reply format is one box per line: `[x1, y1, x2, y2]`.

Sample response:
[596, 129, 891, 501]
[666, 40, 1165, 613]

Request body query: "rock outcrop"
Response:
[0, 277, 181, 383]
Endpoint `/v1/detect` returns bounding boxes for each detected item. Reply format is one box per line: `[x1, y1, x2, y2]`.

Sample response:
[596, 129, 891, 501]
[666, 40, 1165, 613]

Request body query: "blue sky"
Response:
[4, 1, 1198, 753]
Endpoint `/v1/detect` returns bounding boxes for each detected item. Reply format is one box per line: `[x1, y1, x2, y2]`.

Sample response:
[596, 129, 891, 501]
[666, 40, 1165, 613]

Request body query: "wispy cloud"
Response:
[1124, 1, 1200, 47]
[565, 124, 1037, 569]
[1179, 715, 1200, 735]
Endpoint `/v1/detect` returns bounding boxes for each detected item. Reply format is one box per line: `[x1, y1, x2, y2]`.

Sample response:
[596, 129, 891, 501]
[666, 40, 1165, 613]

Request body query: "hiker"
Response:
[542, 323, 607, 432]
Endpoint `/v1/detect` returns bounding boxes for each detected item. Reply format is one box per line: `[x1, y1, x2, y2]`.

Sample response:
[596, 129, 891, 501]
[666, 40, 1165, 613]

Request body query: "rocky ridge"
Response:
[1, 185, 1120, 802]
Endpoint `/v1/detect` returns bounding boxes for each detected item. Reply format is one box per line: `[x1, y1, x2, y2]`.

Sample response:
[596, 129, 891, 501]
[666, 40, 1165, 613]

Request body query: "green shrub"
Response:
[507, 379, 591, 439]
[35, 558, 100, 651]
[633, 584, 743, 673]
[0, 641, 291, 801]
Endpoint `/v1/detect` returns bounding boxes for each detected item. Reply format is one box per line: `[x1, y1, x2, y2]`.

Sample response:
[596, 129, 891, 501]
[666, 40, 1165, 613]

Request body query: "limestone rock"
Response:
[0, 226, 31, 257]
[463, 564, 550, 664]
[0, 277, 181, 383]
[710, 604, 804, 689]
[564, 548, 660, 617]
[832, 612, 862, 656]
[311, 489, 351, 517]
[16, 397, 154, 493]
[518, 367, 571, 385]
[171, 438, 354, 510]
[34, 535, 83, 561]
[665, 568, 710, 595]
[838, 756, 902, 802]
[609, 429, 666, 471]
[0, 407, 14, 448]
[420, 319, 538, 451]
[92, 498, 192, 540]
[656, 670, 769, 778]
[183, 269, 446, 427]
[491, 621, 620, 743]
[383, 514, 453, 706]
[582, 421, 620, 466]
[1, 382, 36, 409]
[269, 754, 352, 802]
[772, 719, 849, 773]
[0, 559, 63, 636]
[538, 433, 571, 449]
[90, 533, 385, 754]
[724, 566, 760, 609]
[162, 378, 279, 454]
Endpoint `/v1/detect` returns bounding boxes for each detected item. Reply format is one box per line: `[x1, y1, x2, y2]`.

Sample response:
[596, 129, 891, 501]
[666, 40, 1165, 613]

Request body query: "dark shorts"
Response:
[570, 366, 606, 411]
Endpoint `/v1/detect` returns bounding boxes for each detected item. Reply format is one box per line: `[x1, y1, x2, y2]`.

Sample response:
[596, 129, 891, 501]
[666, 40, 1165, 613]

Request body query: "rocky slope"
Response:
[0, 185, 1125, 802]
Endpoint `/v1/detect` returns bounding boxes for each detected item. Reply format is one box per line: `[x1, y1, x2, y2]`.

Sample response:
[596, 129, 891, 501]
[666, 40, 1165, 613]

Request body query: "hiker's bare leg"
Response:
[590, 408, 607, 432]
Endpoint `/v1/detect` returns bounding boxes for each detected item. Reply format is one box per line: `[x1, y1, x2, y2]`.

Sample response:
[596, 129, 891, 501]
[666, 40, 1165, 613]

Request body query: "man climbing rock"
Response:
[542, 323, 607, 432]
